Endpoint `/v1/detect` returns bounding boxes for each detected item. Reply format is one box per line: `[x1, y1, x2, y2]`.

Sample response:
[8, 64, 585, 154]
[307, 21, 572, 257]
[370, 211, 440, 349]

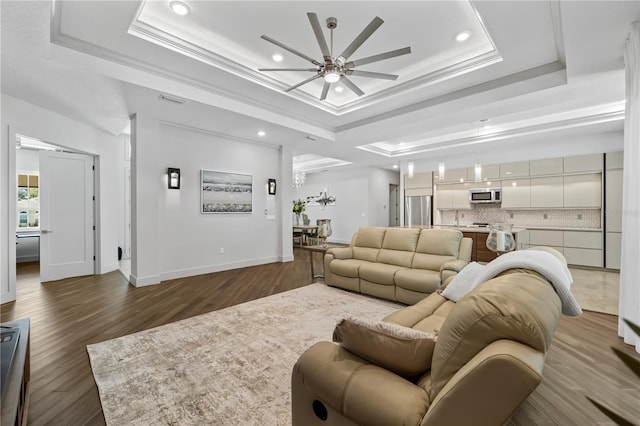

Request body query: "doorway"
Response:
[388, 184, 399, 227]
[14, 135, 96, 290]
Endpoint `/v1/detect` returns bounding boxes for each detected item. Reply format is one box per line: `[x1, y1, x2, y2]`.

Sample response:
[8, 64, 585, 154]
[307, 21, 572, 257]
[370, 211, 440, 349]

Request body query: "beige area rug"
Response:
[87, 284, 402, 425]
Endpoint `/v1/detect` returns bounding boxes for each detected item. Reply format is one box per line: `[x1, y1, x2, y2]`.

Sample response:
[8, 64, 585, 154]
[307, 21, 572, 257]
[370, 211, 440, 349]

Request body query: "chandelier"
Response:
[293, 170, 306, 188]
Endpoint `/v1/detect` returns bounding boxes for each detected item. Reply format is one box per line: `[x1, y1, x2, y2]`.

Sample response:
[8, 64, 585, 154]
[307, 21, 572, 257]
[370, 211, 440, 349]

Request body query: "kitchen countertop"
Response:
[433, 225, 602, 233]
[432, 225, 527, 234]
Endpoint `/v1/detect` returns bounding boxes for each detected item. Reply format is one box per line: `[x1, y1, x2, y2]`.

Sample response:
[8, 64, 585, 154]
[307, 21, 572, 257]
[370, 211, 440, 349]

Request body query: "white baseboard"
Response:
[129, 273, 161, 287]
[159, 256, 283, 282]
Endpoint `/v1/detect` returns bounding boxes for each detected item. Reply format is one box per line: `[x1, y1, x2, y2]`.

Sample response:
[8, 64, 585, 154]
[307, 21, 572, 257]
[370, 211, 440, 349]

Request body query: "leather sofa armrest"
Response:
[292, 342, 430, 426]
[440, 259, 468, 274]
[327, 247, 353, 259]
[422, 340, 544, 426]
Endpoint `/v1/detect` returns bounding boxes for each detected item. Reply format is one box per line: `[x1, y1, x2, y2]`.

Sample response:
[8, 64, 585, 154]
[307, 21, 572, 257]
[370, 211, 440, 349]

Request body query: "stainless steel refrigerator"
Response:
[404, 195, 432, 227]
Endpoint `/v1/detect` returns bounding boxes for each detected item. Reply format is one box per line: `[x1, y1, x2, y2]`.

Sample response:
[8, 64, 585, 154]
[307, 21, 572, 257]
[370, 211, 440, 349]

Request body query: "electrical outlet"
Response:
[543, 213, 548, 219]
[577, 214, 582, 220]
[509, 213, 514, 219]
[219, 248, 224, 254]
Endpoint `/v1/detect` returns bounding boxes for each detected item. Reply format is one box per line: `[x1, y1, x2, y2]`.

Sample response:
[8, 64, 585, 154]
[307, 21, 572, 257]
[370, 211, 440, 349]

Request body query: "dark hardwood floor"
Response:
[2, 251, 638, 425]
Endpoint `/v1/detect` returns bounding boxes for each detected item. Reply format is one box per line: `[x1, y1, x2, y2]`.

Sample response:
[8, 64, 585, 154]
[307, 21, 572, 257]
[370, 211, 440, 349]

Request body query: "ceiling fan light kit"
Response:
[260, 12, 411, 100]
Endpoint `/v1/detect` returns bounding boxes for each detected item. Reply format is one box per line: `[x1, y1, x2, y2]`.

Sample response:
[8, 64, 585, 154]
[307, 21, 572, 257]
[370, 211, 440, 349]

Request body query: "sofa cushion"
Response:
[330, 259, 370, 278]
[382, 228, 420, 250]
[416, 229, 463, 256]
[354, 227, 386, 248]
[377, 248, 415, 268]
[429, 272, 562, 398]
[377, 227, 418, 267]
[333, 317, 437, 379]
[394, 269, 442, 294]
[359, 262, 406, 285]
[352, 227, 386, 262]
[412, 253, 457, 271]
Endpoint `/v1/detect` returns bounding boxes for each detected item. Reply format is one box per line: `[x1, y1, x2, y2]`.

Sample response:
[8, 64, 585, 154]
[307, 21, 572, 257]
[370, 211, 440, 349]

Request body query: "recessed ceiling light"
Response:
[272, 53, 283, 62]
[170, 1, 190, 16]
[257, 130, 266, 137]
[393, 165, 398, 169]
[334, 86, 344, 93]
[455, 31, 471, 42]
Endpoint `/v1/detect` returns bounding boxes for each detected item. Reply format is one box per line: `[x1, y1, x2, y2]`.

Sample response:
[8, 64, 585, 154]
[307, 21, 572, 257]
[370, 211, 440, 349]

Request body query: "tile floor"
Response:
[569, 267, 619, 315]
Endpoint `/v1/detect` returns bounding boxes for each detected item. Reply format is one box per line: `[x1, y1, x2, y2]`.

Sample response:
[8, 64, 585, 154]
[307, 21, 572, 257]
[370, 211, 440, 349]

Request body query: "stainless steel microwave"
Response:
[469, 188, 502, 204]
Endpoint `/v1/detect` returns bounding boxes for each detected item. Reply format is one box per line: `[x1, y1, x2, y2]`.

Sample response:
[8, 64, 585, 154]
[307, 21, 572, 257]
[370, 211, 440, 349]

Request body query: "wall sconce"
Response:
[168, 168, 180, 189]
[268, 178, 276, 195]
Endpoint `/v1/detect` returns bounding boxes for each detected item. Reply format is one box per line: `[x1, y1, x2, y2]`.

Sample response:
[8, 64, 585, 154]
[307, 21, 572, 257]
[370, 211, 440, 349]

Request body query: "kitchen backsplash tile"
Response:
[441, 207, 601, 229]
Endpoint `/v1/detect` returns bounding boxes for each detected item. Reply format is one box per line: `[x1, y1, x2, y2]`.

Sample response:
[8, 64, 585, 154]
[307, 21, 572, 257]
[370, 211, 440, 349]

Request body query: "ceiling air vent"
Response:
[159, 93, 186, 105]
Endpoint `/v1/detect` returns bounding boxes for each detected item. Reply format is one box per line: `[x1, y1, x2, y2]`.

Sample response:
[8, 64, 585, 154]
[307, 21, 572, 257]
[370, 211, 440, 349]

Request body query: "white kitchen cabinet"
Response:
[605, 168, 623, 233]
[467, 164, 500, 182]
[558, 230, 603, 267]
[405, 172, 433, 190]
[563, 174, 602, 208]
[563, 248, 603, 267]
[435, 185, 453, 209]
[500, 161, 530, 178]
[530, 158, 563, 176]
[606, 232, 622, 269]
[530, 176, 564, 208]
[563, 231, 602, 249]
[563, 154, 602, 173]
[515, 229, 529, 250]
[452, 183, 471, 209]
[501, 178, 530, 208]
[529, 229, 564, 247]
[605, 151, 624, 169]
[438, 168, 468, 184]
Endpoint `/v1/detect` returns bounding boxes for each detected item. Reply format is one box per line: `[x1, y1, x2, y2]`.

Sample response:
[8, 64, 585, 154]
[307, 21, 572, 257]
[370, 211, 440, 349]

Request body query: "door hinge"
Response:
[93, 255, 96, 261]
[92, 195, 95, 201]
[92, 165, 95, 170]
[93, 225, 95, 231]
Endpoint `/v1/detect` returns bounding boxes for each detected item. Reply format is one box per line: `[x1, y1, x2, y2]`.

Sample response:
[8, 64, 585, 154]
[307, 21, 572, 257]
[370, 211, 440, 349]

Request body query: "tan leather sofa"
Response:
[292, 266, 563, 426]
[324, 227, 472, 304]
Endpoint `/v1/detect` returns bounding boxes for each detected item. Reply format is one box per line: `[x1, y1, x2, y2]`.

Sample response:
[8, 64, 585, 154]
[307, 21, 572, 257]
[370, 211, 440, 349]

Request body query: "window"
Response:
[17, 173, 39, 229]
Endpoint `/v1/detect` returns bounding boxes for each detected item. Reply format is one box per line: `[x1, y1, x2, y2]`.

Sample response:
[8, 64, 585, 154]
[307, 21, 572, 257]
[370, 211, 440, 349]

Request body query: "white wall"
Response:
[298, 166, 400, 243]
[1, 93, 124, 303]
[16, 149, 39, 172]
[130, 119, 286, 284]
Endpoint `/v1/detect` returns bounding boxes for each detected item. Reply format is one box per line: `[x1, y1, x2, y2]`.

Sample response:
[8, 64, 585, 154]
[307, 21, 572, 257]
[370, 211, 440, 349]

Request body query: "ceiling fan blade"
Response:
[307, 13, 332, 62]
[261, 35, 321, 66]
[345, 47, 411, 68]
[346, 70, 398, 80]
[341, 76, 365, 97]
[259, 68, 318, 72]
[338, 16, 384, 61]
[320, 81, 330, 100]
[285, 74, 323, 92]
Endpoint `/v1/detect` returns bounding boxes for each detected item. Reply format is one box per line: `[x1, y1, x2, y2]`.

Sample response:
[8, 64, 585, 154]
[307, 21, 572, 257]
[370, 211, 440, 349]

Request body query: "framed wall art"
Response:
[201, 170, 253, 213]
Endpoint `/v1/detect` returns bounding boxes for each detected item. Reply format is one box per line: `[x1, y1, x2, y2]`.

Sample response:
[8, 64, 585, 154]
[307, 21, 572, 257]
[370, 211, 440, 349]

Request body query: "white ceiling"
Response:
[2, 1, 638, 173]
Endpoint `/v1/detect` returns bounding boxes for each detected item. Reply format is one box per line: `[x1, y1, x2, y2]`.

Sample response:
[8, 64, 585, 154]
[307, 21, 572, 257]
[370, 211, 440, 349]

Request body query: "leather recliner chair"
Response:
[291, 267, 563, 426]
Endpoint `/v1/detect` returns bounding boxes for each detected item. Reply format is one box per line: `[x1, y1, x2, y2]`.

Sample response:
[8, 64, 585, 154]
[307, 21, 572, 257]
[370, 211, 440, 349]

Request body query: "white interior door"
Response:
[39, 151, 94, 282]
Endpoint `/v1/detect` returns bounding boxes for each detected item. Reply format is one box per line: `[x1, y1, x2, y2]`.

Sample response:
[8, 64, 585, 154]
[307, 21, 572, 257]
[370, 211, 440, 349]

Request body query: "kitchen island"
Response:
[407, 225, 528, 263]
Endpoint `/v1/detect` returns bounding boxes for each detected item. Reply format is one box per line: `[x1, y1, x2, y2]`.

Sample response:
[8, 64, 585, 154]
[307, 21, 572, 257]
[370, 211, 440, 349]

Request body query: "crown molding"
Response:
[357, 107, 624, 157]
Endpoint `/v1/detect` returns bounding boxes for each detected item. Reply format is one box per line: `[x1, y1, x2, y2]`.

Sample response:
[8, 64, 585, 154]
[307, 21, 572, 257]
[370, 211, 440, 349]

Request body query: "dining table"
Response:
[292, 224, 319, 246]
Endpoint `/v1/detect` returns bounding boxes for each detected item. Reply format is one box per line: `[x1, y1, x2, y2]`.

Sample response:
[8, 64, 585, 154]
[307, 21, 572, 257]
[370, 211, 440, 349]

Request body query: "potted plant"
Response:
[292, 199, 305, 225]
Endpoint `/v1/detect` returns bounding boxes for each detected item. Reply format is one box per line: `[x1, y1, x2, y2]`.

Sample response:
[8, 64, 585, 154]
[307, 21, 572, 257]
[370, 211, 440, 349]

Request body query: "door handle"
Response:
[40, 230, 53, 234]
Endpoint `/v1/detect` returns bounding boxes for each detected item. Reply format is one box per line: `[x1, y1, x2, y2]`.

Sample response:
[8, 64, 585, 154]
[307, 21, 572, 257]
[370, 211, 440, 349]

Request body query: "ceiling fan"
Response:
[259, 13, 411, 100]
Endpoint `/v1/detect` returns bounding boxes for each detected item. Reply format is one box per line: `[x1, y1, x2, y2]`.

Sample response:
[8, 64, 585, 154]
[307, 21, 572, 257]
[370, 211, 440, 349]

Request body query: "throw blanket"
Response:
[441, 250, 582, 316]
